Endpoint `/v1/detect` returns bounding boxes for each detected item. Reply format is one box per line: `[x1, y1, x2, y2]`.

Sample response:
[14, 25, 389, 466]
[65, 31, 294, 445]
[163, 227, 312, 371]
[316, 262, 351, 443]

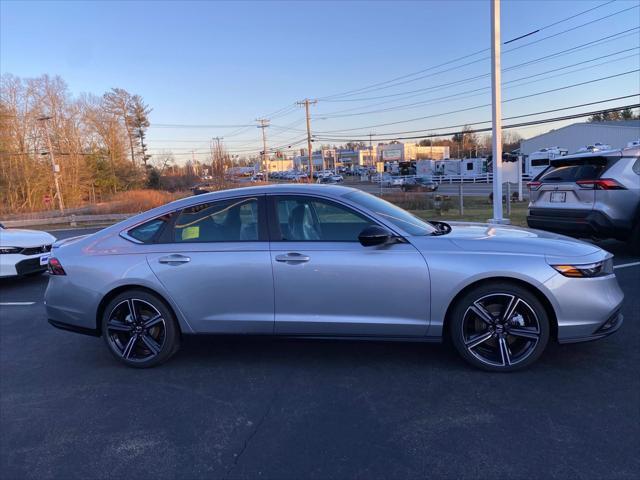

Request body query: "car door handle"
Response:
[275, 253, 310, 263]
[158, 254, 191, 265]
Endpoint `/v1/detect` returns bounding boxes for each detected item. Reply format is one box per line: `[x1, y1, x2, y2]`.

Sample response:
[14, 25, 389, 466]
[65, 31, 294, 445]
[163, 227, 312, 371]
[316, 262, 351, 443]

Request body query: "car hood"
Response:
[0, 228, 56, 247]
[428, 223, 601, 258]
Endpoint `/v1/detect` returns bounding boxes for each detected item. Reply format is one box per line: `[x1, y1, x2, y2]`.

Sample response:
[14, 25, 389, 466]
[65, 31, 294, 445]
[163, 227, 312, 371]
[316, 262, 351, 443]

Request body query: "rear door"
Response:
[146, 195, 274, 334]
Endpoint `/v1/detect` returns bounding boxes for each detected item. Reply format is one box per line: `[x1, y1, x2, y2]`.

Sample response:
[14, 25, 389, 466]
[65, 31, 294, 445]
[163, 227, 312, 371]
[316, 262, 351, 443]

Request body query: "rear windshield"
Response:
[537, 156, 618, 183]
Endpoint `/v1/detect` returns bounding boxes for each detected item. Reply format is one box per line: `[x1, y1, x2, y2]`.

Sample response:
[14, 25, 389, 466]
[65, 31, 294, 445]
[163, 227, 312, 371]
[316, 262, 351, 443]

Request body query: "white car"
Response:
[0, 224, 56, 277]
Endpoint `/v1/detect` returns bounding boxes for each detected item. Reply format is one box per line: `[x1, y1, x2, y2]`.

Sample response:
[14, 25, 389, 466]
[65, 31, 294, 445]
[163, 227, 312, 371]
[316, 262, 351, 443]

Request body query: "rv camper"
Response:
[434, 159, 461, 176]
[526, 147, 568, 178]
[460, 158, 487, 176]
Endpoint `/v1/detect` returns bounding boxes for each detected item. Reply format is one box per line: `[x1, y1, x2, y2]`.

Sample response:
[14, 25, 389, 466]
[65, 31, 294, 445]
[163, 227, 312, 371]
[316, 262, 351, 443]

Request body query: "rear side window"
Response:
[173, 197, 259, 242]
[128, 216, 168, 243]
[538, 156, 617, 183]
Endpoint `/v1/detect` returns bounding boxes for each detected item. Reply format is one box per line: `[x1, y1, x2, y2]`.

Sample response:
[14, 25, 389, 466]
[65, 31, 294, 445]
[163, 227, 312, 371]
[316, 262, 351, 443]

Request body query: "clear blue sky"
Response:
[2, 0, 639, 161]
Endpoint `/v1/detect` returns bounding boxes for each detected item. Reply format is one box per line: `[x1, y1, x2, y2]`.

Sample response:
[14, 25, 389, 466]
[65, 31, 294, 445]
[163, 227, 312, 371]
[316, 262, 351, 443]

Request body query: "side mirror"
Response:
[358, 225, 394, 247]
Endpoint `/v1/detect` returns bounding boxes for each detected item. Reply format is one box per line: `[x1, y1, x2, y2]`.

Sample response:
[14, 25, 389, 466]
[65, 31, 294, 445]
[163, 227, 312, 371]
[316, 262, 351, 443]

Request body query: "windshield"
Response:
[343, 191, 437, 236]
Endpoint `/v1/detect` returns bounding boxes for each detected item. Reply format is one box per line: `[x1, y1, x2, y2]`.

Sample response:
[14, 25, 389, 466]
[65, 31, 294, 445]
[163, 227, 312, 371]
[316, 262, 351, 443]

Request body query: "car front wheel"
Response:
[449, 282, 550, 372]
[102, 289, 180, 368]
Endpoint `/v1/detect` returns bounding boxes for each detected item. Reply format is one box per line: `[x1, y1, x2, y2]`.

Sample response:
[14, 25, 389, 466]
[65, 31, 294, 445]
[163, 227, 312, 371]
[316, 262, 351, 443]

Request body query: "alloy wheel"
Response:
[462, 293, 541, 368]
[106, 298, 166, 362]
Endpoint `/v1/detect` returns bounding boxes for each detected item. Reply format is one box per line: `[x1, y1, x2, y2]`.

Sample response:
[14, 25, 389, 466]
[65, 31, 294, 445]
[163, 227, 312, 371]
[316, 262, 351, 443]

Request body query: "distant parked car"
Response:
[401, 177, 439, 192]
[527, 144, 640, 253]
[0, 224, 56, 277]
[191, 182, 214, 195]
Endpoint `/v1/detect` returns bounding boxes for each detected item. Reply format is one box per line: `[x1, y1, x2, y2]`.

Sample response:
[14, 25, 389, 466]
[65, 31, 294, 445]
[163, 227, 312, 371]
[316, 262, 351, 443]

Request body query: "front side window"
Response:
[274, 196, 374, 241]
[343, 190, 436, 236]
[173, 197, 259, 242]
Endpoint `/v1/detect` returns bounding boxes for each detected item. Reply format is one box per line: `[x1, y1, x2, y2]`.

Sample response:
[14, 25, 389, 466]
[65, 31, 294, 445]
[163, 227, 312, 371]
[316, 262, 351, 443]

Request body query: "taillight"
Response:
[527, 181, 542, 190]
[47, 257, 66, 275]
[576, 179, 626, 190]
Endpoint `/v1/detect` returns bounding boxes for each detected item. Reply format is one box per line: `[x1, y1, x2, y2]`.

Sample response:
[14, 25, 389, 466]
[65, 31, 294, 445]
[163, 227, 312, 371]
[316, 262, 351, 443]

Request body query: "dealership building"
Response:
[520, 120, 640, 155]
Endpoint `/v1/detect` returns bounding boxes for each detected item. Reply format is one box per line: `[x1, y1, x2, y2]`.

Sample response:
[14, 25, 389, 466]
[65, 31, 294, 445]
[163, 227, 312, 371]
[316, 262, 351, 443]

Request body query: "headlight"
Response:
[551, 258, 614, 278]
[0, 247, 21, 254]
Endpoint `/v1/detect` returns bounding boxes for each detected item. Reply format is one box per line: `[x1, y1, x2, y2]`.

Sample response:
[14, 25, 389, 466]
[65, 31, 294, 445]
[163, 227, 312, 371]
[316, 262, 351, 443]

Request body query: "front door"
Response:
[268, 195, 430, 337]
[147, 195, 274, 334]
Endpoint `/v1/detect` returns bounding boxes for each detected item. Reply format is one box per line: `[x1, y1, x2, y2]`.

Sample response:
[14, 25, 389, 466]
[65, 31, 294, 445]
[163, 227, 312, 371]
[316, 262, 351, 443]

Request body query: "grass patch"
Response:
[382, 193, 528, 227]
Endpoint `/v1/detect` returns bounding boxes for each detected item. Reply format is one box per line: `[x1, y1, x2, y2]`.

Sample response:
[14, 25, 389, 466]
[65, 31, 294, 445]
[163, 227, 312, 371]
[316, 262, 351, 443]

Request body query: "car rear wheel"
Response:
[101, 290, 180, 368]
[449, 282, 550, 372]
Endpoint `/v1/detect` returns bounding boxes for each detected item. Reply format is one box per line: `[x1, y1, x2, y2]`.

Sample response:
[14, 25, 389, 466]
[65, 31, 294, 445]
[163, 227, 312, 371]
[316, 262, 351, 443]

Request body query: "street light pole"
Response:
[490, 0, 508, 224]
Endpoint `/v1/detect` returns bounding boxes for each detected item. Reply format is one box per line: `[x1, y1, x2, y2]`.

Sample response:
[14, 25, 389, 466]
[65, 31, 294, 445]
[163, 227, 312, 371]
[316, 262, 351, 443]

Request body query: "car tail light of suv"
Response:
[47, 257, 66, 275]
[527, 181, 542, 190]
[576, 178, 626, 190]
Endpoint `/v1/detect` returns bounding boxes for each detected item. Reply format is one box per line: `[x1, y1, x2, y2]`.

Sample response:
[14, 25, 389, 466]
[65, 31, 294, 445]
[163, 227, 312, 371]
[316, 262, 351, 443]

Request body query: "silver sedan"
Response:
[45, 185, 624, 371]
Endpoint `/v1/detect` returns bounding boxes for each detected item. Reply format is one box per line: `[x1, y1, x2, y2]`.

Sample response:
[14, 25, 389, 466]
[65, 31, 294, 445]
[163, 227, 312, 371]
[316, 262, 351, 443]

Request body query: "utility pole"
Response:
[369, 132, 374, 168]
[490, 0, 507, 223]
[37, 116, 64, 213]
[256, 119, 270, 181]
[297, 99, 317, 179]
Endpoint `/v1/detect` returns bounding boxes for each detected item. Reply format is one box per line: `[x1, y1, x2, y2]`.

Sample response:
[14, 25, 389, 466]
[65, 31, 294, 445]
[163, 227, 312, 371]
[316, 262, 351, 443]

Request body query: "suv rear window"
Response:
[538, 156, 618, 183]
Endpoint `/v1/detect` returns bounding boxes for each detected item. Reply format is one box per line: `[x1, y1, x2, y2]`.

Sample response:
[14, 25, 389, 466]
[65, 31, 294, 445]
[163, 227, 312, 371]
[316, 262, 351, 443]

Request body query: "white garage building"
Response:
[520, 120, 640, 156]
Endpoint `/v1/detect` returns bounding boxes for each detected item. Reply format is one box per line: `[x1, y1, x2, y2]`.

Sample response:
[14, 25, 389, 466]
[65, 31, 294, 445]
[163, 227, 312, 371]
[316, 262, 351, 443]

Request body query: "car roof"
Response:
[164, 183, 359, 210]
[101, 184, 368, 236]
[551, 147, 639, 162]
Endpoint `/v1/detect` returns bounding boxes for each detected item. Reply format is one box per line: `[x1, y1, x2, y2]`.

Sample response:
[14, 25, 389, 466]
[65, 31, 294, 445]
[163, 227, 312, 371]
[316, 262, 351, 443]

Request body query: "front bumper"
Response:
[544, 271, 625, 343]
[557, 309, 624, 344]
[0, 254, 48, 277]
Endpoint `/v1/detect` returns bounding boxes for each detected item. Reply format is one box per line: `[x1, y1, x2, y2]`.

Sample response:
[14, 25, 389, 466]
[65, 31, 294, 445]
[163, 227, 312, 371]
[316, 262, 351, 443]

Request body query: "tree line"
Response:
[0, 74, 152, 213]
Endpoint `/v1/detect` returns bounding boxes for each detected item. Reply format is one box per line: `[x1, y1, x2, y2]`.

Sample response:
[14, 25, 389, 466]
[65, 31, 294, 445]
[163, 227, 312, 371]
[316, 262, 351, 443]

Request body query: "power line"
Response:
[150, 123, 256, 129]
[317, 33, 640, 108]
[313, 103, 639, 142]
[320, 4, 638, 102]
[314, 50, 639, 119]
[313, 94, 639, 140]
[312, 69, 640, 134]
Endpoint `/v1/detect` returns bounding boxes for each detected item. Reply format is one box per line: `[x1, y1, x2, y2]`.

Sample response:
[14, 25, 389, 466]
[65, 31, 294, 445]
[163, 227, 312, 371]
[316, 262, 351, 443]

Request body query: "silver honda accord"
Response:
[45, 184, 624, 371]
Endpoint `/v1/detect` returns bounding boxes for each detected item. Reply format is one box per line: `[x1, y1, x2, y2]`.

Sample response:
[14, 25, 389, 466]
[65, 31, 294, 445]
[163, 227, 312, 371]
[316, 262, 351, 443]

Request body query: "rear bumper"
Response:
[527, 208, 631, 239]
[48, 319, 100, 337]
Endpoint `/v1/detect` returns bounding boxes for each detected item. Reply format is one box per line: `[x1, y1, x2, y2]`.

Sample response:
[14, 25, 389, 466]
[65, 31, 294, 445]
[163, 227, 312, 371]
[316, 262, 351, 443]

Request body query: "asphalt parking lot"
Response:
[1, 228, 639, 479]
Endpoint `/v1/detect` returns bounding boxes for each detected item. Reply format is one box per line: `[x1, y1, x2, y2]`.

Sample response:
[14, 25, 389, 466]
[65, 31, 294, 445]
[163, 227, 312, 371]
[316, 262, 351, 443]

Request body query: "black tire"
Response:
[628, 221, 640, 256]
[101, 289, 180, 368]
[449, 282, 550, 372]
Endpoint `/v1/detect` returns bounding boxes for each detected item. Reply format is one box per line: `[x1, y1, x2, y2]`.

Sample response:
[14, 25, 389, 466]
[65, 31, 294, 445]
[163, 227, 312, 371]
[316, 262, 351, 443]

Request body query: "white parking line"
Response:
[0, 302, 36, 306]
[614, 261, 640, 270]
